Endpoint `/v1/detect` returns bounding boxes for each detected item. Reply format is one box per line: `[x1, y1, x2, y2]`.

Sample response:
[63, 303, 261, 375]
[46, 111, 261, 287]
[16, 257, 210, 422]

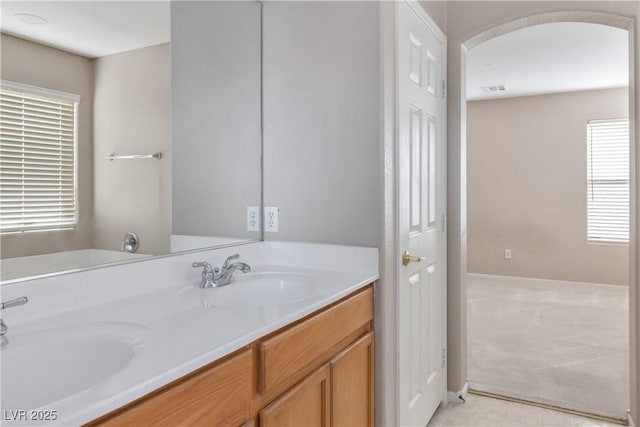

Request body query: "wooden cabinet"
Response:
[259, 333, 375, 427]
[260, 364, 331, 427]
[257, 287, 373, 397]
[331, 332, 374, 427]
[88, 348, 252, 427]
[88, 285, 374, 427]
[256, 285, 374, 426]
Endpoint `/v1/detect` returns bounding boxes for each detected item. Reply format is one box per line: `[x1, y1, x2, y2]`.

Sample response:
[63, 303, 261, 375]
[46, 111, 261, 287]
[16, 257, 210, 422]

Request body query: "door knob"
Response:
[402, 250, 425, 266]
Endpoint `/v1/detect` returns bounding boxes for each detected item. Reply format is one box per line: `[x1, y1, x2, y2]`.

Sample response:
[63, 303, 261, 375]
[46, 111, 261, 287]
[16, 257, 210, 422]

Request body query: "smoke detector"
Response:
[480, 85, 507, 93]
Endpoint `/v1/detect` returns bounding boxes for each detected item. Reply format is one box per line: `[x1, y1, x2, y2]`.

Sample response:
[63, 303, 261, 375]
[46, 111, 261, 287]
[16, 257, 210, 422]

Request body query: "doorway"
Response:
[464, 20, 631, 421]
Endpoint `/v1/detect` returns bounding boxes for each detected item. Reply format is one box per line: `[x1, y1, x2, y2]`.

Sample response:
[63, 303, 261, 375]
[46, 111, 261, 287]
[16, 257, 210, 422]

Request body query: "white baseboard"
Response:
[447, 382, 469, 404]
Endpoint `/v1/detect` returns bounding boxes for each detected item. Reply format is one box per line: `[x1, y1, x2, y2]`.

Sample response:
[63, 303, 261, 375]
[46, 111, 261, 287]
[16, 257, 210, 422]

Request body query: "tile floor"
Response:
[427, 393, 624, 427]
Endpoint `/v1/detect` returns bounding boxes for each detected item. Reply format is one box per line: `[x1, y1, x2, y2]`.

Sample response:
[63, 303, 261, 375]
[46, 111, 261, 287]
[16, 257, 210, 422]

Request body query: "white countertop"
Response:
[0, 242, 378, 426]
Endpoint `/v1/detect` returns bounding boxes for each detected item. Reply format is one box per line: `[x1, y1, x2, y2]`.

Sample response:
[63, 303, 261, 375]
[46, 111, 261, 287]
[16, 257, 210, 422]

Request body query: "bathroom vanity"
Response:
[89, 285, 374, 427]
[0, 242, 377, 426]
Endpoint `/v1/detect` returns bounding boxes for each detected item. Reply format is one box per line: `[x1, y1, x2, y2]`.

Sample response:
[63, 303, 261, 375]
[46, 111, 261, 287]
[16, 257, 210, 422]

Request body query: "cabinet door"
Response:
[331, 333, 374, 427]
[258, 287, 373, 396]
[259, 364, 330, 427]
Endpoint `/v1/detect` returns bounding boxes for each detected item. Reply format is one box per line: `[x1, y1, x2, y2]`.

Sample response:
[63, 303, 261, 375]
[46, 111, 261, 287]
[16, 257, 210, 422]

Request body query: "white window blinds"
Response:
[0, 81, 79, 233]
[587, 118, 629, 243]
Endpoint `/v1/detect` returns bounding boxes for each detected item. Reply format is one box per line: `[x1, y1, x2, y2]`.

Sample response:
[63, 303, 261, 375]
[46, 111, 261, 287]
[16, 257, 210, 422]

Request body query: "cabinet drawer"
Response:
[89, 348, 252, 427]
[258, 286, 373, 395]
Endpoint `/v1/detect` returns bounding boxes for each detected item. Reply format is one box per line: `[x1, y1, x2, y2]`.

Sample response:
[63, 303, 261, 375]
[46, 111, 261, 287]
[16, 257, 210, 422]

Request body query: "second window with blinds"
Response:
[0, 81, 79, 233]
[586, 118, 630, 244]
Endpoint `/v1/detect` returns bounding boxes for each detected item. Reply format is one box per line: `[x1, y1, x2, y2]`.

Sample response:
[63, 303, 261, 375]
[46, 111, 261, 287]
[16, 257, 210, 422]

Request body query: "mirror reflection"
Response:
[0, 1, 262, 282]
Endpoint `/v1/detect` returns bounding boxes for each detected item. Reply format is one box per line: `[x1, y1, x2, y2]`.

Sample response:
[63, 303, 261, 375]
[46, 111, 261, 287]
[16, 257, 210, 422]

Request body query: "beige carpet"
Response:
[467, 274, 629, 420]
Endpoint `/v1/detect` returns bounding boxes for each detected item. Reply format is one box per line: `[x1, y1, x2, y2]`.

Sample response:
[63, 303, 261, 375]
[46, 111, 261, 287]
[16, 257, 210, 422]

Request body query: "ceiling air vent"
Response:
[480, 85, 507, 93]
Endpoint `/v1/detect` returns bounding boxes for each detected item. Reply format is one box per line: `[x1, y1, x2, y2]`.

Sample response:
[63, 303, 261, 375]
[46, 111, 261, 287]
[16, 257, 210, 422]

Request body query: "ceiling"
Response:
[466, 22, 629, 101]
[0, 1, 170, 58]
[1, 5, 629, 95]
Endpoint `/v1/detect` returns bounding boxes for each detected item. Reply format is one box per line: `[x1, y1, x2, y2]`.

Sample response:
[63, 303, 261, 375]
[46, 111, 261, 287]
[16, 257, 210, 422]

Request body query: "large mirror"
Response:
[0, 1, 262, 282]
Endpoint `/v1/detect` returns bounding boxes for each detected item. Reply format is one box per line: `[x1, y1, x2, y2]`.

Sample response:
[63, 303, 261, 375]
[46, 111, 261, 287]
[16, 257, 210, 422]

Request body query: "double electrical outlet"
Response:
[247, 206, 279, 232]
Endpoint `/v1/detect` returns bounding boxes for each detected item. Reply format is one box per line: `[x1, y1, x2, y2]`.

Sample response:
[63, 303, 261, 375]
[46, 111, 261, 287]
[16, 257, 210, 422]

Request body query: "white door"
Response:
[397, 1, 447, 426]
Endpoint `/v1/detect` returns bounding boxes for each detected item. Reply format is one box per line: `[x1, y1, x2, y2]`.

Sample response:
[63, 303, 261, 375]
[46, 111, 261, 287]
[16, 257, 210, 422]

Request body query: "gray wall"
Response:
[0, 34, 94, 259]
[93, 43, 171, 255]
[419, 1, 447, 32]
[171, 1, 262, 240]
[468, 88, 629, 285]
[262, 1, 381, 247]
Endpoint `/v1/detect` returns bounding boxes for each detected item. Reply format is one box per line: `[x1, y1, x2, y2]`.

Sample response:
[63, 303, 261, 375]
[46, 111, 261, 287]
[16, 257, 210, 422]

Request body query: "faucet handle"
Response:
[222, 254, 240, 269]
[1, 297, 28, 311]
[192, 261, 214, 274]
[192, 262, 219, 288]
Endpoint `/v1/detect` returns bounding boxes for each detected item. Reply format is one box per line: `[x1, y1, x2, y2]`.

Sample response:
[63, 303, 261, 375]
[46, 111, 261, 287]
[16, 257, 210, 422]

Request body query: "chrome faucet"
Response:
[192, 261, 219, 288]
[216, 254, 251, 286]
[192, 254, 251, 288]
[1, 296, 28, 347]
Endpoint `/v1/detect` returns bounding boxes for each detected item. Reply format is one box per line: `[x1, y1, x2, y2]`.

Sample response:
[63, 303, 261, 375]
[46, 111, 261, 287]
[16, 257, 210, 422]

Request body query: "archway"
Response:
[455, 10, 636, 424]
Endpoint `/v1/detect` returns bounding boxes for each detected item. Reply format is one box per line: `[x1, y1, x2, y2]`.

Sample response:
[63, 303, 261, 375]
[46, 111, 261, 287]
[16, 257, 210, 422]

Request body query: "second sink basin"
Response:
[181, 272, 319, 308]
[1, 322, 148, 411]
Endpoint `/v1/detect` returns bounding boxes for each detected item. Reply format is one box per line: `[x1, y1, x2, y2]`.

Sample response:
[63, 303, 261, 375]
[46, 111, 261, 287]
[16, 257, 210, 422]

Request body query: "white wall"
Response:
[93, 43, 171, 255]
[262, 1, 381, 248]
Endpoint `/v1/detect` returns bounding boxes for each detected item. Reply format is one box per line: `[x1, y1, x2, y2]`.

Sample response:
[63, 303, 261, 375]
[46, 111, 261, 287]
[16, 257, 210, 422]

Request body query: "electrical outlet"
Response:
[265, 206, 279, 232]
[504, 249, 512, 260]
[247, 206, 260, 232]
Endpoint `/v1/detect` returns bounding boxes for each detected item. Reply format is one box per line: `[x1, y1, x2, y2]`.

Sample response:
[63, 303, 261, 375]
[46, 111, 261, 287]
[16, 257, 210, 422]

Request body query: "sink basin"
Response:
[181, 272, 318, 308]
[1, 322, 147, 411]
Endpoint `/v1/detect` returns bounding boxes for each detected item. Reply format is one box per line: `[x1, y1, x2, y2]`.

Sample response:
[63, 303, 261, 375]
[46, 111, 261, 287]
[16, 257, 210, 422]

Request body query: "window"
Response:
[0, 81, 79, 233]
[586, 118, 629, 243]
